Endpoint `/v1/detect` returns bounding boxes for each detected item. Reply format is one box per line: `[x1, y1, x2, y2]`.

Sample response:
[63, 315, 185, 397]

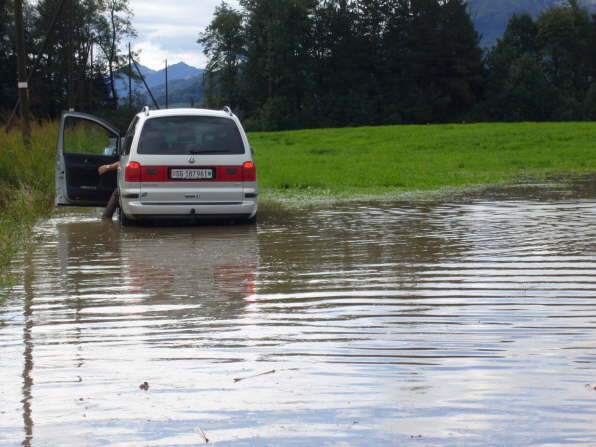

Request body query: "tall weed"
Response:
[0, 121, 56, 282]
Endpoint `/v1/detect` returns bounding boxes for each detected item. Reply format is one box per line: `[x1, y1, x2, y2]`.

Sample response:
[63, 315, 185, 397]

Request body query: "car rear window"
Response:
[138, 116, 245, 155]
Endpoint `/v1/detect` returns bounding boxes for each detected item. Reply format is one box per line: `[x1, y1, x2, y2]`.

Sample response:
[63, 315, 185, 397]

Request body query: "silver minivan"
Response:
[56, 107, 258, 224]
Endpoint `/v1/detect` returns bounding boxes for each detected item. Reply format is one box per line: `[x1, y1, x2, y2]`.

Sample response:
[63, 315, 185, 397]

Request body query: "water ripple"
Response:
[2, 200, 596, 446]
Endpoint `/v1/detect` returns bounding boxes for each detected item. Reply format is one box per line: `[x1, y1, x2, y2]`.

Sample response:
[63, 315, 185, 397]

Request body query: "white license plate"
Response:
[170, 168, 214, 180]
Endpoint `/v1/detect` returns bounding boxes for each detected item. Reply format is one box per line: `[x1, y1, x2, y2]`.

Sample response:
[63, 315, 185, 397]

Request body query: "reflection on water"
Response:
[2, 198, 596, 446]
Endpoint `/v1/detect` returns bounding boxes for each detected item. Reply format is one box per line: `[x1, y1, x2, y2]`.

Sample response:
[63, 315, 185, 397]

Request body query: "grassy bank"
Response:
[251, 122, 596, 202]
[0, 122, 56, 283]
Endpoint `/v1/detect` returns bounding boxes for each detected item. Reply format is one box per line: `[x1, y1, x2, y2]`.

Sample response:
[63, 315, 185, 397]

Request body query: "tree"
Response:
[583, 82, 596, 120]
[499, 53, 559, 121]
[240, 0, 316, 129]
[483, 13, 538, 119]
[399, 0, 484, 122]
[0, 0, 17, 113]
[436, 0, 485, 119]
[310, 0, 367, 126]
[536, 1, 592, 96]
[95, 0, 136, 109]
[382, 0, 413, 123]
[591, 12, 596, 85]
[198, 2, 245, 110]
[31, 0, 102, 116]
[486, 13, 538, 87]
[0, 0, 135, 119]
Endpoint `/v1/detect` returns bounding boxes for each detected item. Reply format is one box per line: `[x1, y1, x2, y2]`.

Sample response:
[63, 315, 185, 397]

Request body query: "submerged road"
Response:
[2, 193, 596, 446]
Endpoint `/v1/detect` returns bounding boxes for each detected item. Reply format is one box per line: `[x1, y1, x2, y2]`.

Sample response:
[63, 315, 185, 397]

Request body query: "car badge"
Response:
[188, 156, 196, 164]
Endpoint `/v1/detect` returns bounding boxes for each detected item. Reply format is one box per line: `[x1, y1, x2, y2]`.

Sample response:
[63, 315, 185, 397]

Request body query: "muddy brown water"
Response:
[2, 190, 596, 446]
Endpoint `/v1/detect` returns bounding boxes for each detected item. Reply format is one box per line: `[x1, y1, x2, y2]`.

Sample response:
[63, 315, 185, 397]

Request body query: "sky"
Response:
[128, 0, 240, 71]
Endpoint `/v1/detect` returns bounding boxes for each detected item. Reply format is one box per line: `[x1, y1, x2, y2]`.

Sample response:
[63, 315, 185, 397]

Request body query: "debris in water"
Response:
[410, 434, 423, 439]
[197, 427, 209, 443]
[139, 381, 149, 391]
[233, 369, 276, 383]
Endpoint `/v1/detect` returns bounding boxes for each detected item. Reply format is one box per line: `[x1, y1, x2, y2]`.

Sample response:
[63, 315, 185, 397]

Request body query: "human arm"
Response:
[98, 161, 120, 175]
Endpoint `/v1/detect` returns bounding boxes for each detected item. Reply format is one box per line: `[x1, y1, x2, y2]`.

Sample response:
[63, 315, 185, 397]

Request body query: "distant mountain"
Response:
[115, 62, 205, 108]
[152, 75, 206, 107]
[468, 0, 596, 48]
[142, 62, 203, 89]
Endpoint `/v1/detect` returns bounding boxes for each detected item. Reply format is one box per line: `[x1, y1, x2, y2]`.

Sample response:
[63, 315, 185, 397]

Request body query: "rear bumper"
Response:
[120, 199, 257, 220]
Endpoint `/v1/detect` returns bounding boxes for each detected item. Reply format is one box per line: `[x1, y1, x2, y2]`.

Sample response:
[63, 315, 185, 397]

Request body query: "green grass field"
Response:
[250, 122, 595, 201]
[0, 120, 594, 281]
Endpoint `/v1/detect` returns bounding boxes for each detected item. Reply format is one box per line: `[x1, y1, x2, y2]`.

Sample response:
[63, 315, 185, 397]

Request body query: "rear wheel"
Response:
[118, 204, 134, 226]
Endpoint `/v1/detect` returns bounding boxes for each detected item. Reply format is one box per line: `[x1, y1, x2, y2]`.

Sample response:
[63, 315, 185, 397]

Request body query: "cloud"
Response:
[128, 0, 241, 70]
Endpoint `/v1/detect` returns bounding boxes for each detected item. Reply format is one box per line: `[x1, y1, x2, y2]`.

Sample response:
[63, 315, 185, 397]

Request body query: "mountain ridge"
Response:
[469, 0, 596, 47]
[115, 62, 205, 107]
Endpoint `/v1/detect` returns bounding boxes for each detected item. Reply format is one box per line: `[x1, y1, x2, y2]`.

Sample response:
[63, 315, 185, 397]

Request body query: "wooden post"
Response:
[14, 0, 31, 144]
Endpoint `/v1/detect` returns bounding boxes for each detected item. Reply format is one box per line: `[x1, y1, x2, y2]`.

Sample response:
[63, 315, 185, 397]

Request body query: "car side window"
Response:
[122, 117, 139, 155]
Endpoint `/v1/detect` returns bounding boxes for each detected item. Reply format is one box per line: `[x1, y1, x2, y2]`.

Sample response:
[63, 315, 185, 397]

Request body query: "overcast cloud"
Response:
[128, 0, 240, 70]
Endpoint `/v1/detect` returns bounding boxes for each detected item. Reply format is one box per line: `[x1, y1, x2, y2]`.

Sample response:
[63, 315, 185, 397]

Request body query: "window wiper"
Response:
[188, 149, 229, 154]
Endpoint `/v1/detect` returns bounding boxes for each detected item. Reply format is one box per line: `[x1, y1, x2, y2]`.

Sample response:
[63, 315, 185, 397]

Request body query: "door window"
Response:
[63, 116, 119, 155]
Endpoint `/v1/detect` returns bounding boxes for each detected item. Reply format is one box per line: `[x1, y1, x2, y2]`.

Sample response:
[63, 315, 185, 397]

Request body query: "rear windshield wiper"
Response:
[188, 149, 229, 154]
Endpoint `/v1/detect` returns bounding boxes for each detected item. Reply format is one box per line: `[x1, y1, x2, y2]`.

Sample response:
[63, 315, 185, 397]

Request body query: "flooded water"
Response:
[3, 192, 596, 446]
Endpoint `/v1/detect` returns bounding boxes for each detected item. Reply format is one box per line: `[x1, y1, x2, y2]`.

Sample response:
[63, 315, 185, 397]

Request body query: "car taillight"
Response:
[125, 161, 141, 182]
[242, 161, 256, 181]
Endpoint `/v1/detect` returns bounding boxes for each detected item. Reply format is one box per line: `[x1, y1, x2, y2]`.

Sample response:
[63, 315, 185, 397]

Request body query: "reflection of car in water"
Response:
[121, 225, 258, 302]
[55, 107, 258, 225]
[55, 215, 259, 320]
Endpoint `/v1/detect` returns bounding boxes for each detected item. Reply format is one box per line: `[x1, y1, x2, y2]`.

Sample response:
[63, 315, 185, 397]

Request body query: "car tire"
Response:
[118, 205, 134, 226]
[245, 214, 257, 225]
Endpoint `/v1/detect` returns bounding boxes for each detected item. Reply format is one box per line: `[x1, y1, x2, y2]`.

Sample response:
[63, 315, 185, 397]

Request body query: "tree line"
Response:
[1, 0, 594, 130]
[200, 0, 596, 130]
[0, 0, 135, 124]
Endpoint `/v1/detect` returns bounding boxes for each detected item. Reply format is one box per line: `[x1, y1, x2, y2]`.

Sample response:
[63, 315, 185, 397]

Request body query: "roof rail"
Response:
[223, 106, 233, 116]
[142, 106, 150, 116]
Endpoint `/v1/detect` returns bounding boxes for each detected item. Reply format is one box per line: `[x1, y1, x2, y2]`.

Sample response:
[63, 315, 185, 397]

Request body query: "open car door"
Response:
[55, 111, 121, 206]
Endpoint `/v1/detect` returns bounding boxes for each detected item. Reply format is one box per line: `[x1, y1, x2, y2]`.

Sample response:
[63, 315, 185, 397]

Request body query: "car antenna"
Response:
[142, 106, 150, 116]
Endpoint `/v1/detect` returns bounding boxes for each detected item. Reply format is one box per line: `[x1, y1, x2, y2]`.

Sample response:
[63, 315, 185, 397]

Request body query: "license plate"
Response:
[170, 168, 214, 180]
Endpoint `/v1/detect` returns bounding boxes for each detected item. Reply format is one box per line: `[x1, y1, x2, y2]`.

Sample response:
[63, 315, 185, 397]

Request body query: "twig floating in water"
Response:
[197, 427, 209, 443]
[233, 369, 276, 383]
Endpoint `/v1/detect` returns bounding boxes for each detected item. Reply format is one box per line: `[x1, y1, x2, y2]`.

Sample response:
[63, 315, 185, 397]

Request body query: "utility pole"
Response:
[67, 0, 74, 111]
[165, 59, 168, 109]
[128, 43, 132, 111]
[14, 0, 31, 144]
[90, 40, 94, 109]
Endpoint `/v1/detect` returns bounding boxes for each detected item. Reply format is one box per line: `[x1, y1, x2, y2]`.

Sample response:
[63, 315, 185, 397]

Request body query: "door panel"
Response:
[55, 112, 121, 206]
[63, 153, 118, 204]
